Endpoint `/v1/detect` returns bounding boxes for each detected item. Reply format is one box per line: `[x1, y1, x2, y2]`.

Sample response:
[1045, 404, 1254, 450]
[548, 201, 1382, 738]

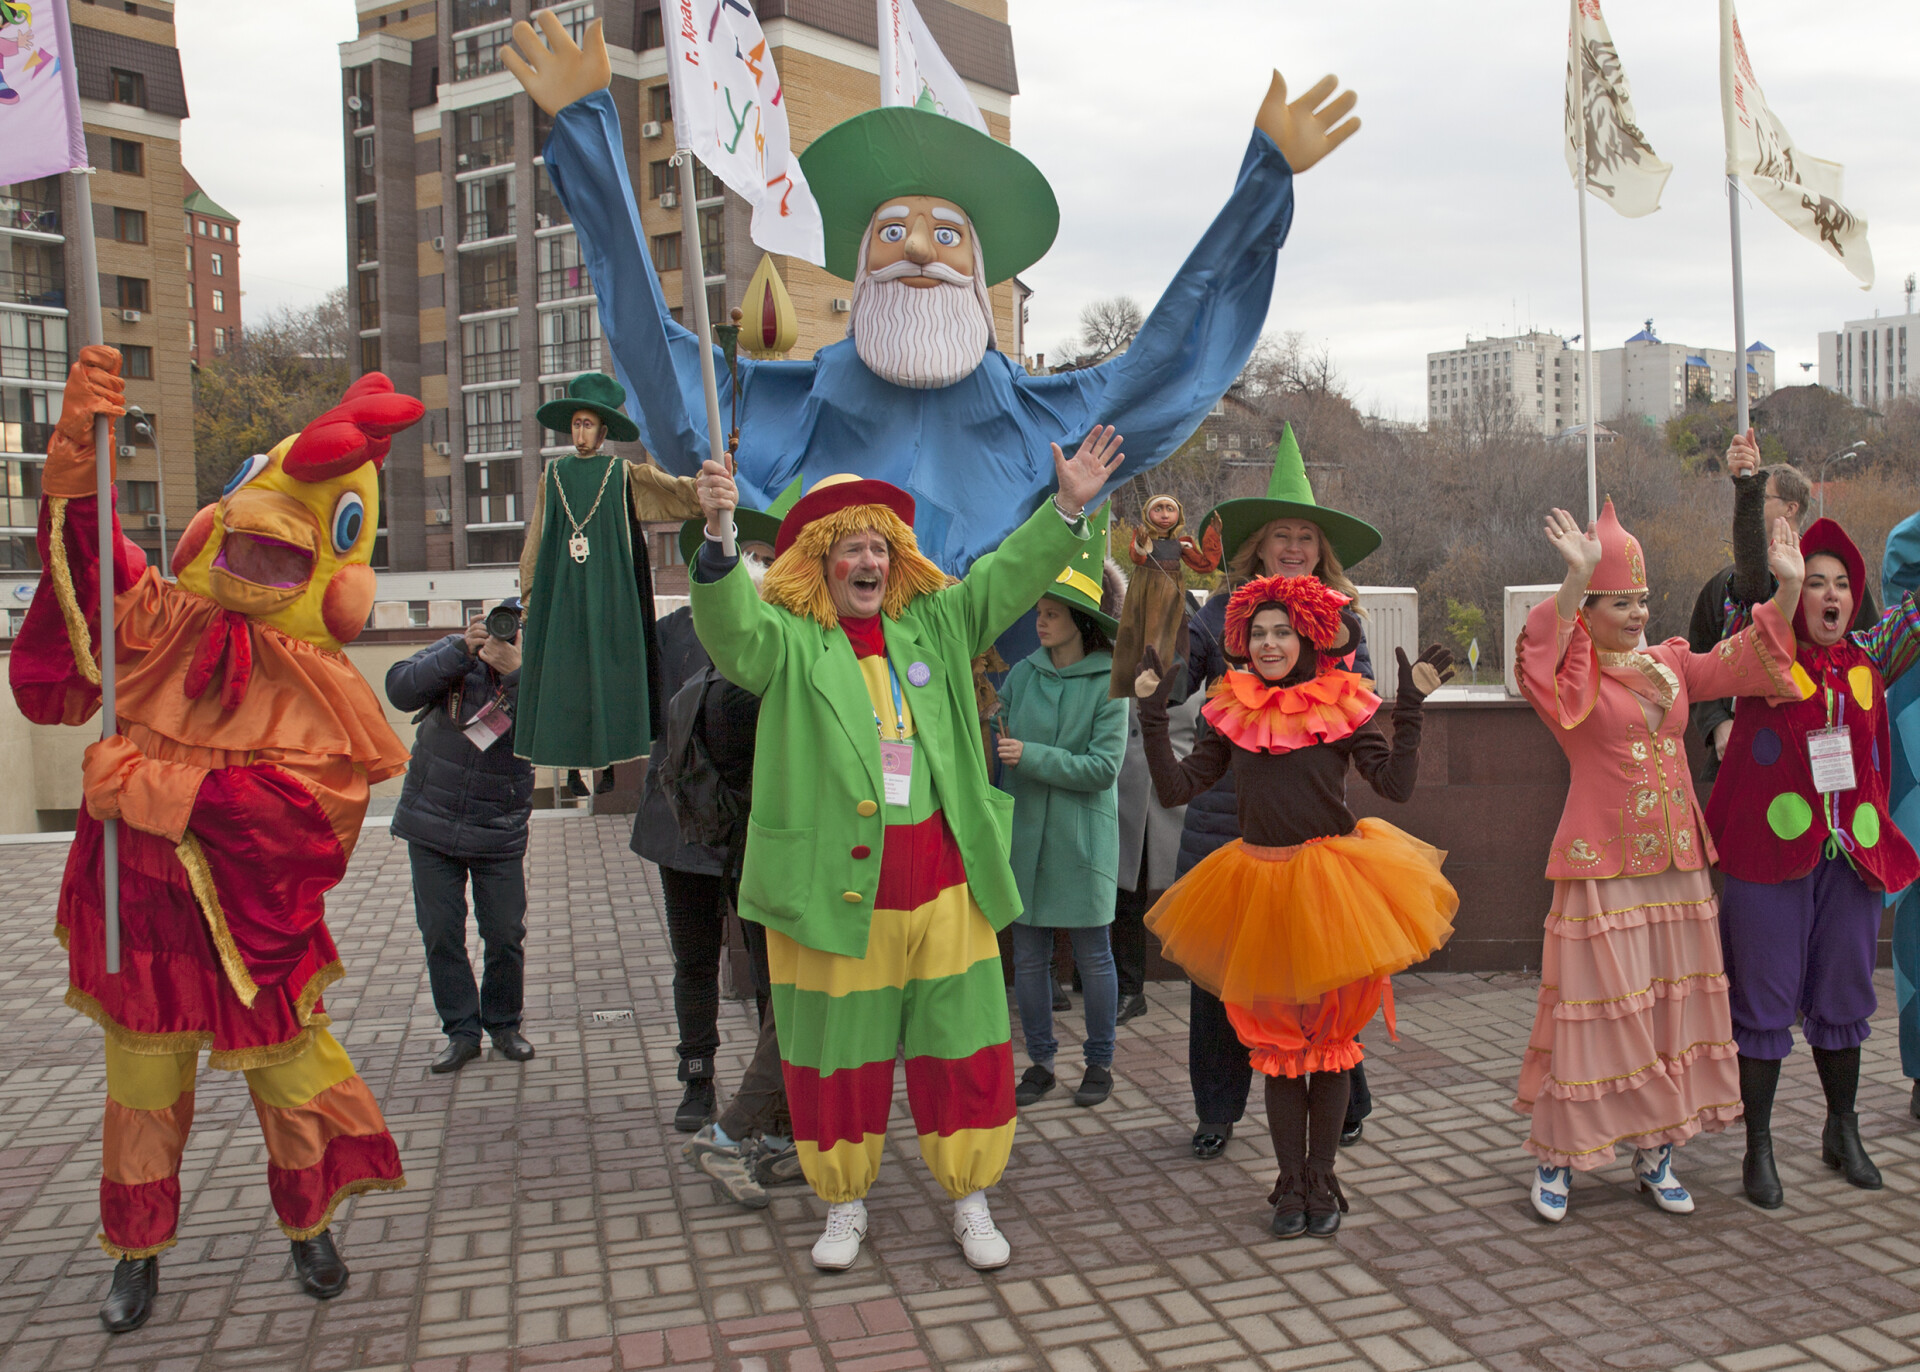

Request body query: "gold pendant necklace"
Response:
[552, 455, 619, 563]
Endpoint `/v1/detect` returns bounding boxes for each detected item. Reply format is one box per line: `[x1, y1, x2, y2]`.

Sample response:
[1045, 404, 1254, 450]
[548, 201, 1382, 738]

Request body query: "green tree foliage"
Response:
[191, 288, 350, 507]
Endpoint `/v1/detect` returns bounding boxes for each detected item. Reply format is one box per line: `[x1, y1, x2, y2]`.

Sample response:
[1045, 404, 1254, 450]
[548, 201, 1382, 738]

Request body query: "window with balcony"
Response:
[651, 232, 680, 273]
[538, 303, 599, 376]
[459, 172, 515, 243]
[461, 316, 517, 384]
[109, 139, 144, 175]
[458, 242, 517, 314]
[551, 2, 596, 45]
[345, 65, 373, 130]
[533, 164, 569, 230]
[463, 386, 521, 455]
[0, 176, 62, 233]
[3, 236, 64, 308]
[452, 24, 511, 83]
[454, 99, 514, 171]
[110, 69, 147, 108]
[0, 386, 56, 457]
[451, 0, 511, 29]
[466, 527, 524, 566]
[354, 200, 378, 265]
[0, 457, 44, 535]
[536, 232, 591, 302]
[465, 457, 521, 525]
[356, 269, 379, 330]
[117, 278, 148, 312]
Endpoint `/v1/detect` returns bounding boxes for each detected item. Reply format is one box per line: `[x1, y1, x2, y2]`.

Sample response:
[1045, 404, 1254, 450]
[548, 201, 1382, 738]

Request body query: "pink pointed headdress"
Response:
[1589, 497, 1647, 596]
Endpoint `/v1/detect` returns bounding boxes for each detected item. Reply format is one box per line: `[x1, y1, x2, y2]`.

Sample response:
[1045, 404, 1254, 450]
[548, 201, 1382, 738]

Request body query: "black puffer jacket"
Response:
[1174, 591, 1375, 876]
[388, 635, 535, 858]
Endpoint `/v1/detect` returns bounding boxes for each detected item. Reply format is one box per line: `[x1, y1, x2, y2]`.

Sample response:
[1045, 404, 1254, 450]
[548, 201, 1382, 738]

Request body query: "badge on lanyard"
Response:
[1807, 725, 1856, 795]
[876, 658, 913, 806]
[463, 696, 513, 751]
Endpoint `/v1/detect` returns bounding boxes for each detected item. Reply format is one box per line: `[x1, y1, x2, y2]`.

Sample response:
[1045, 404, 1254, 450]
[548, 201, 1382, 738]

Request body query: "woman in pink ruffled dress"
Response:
[1512, 500, 1802, 1222]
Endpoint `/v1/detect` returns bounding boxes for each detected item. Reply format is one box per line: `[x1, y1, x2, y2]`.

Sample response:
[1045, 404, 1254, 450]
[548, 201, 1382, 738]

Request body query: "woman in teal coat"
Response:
[997, 540, 1129, 1108]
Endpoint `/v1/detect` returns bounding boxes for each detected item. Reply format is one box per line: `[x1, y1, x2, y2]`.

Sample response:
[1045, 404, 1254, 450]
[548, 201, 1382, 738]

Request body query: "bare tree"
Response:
[1067, 295, 1144, 365]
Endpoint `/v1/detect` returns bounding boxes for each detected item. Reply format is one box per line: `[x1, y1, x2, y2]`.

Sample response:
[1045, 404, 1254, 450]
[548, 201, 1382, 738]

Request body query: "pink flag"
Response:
[0, 0, 87, 184]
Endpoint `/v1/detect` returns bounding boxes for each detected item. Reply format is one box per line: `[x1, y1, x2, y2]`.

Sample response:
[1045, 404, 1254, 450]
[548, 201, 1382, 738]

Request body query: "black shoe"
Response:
[1743, 1134, 1784, 1209]
[1339, 1121, 1363, 1147]
[675, 1079, 715, 1133]
[1191, 1121, 1232, 1159]
[566, 769, 589, 797]
[431, 1037, 481, 1074]
[1304, 1167, 1348, 1237]
[291, 1231, 349, 1299]
[1114, 992, 1148, 1026]
[100, 1257, 157, 1333]
[1912, 1080, 1920, 1122]
[1052, 981, 1071, 1012]
[490, 1028, 535, 1062]
[1269, 1206, 1308, 1239]
[1073, 1064, 1113, 1107]
[595, 769, 616, 794]
[1306, 1208, 1343, 1237]
[1821, 1111, 1884, 1190]
[1014, 1064, 1056, 1107]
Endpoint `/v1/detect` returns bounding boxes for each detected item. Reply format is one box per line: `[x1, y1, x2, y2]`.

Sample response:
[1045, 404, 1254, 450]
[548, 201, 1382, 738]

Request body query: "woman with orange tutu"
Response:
[1136, 573, 1458, 1237]
[1513, 502, 1802, 1223]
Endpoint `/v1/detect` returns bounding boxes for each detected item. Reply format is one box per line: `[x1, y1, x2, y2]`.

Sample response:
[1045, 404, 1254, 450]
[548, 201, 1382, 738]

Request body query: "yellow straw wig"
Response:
[760, 503, 953, 628]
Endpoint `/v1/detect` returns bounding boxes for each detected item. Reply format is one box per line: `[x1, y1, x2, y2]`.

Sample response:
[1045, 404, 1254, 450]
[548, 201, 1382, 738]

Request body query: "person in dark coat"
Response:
[387, 601, 537, 1074]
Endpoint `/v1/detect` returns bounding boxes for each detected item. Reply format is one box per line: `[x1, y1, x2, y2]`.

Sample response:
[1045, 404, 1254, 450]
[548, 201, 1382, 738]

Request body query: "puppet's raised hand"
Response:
[1254, 72, 1360, 173]
[1134, 644, 1176, 706]
[1396, 645, 1455, 703]
[504, 11, 611, 117]
[1052, 424, 1125, 518]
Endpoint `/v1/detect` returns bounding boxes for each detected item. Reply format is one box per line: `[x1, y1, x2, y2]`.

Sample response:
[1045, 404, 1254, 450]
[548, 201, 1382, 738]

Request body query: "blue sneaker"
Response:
[1633, 1144, 1695, 1214]
[1530, 1164, 1570, 1222]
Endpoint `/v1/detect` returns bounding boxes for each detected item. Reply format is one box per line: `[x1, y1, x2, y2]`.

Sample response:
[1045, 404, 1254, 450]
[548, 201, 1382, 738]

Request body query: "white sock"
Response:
[955, 1189, 987, 1214]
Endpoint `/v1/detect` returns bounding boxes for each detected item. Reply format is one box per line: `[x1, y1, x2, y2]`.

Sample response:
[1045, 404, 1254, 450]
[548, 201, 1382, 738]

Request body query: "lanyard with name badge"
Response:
[1808, 669, 1856, 796]
[874, 658, 913, 806]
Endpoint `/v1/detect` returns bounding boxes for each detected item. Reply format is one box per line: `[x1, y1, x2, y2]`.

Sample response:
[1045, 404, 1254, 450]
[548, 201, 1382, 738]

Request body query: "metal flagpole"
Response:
[674, 150, 737, 557]
[1573, 0, 1597, 525]
[1729, 176, 1750, 434]
[58, 0, 121, 971]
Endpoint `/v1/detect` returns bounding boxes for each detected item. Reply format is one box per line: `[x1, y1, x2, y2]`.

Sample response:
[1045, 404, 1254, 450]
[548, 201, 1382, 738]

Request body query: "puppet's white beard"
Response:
[851, 271, 991, 390]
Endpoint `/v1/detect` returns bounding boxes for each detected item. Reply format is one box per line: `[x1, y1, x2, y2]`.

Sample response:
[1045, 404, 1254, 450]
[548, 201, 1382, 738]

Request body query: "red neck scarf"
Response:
[841, 613, 886, 660]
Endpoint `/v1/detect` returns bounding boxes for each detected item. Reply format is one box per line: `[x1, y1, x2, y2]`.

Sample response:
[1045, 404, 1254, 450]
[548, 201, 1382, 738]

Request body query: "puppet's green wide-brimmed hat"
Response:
[1040, 504, 1119, 635]
[676, 477, 801, 566]
[535, 372, 640, 443]
[1203, 423, 1381, 572]
[798, 105, 1059, 286]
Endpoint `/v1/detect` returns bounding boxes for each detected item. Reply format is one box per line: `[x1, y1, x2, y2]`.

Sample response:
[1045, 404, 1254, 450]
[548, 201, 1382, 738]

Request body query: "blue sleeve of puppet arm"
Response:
[544, 91, 743, 475]
[1885, 509, 1920, 598]
[1014, 131, 1295, 505]
[942, 504, 1090, 657]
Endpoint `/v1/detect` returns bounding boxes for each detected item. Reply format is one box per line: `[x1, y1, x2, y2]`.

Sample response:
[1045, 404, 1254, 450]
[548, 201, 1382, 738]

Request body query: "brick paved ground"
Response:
[4, 814, 1920, 1372]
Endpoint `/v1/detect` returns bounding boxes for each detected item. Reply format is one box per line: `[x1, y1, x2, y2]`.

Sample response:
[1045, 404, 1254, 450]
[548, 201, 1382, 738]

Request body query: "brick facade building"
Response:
[181, 169, 240, 365]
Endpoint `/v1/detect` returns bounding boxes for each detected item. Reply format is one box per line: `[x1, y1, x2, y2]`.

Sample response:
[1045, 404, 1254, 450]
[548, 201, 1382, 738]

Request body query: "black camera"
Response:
[485, 602, 522, 641]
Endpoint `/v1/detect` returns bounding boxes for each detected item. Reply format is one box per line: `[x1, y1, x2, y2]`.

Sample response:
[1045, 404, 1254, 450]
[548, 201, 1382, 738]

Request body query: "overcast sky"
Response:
[178, 1, 1919, 422]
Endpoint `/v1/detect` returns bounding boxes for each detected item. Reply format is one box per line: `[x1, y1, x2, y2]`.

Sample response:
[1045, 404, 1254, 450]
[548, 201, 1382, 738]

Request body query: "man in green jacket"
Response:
[689, 427, 1124, 1272]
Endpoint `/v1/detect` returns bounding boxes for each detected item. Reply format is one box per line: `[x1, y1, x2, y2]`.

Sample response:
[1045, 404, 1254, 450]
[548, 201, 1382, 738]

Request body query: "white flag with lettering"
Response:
[1564, 0, 1670, 218]
[877, 0, 986, 133]
[1719, 0, 1873, 287]
[0, 0, 88, 185]
[660, 0, 823, 264]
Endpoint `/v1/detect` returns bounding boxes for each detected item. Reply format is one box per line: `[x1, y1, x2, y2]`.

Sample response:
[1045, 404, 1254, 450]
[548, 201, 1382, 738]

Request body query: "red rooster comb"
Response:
[283, 373, 426, 480]
[1224, 573, 1350, 658]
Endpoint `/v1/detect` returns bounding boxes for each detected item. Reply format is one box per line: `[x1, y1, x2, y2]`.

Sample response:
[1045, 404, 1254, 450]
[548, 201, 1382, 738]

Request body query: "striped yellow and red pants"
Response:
[768, 810, 1017, 1203]
[101, 1027, 403, 1258]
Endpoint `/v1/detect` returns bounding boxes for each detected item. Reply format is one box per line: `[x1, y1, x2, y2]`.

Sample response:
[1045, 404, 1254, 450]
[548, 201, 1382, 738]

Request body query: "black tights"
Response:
[1265, 1070, 1350, 1215]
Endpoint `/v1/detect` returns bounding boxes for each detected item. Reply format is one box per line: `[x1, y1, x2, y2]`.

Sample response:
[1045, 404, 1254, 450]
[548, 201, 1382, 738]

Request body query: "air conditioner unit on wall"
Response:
[143, 514, 161, 529]
[430, 509, 452, 525]
[434, 440, 451, 455]
[117, 445, 136, 458]
[831, 298, 851, 314]
[660, 191, 678, 209]
[432, 235, 445, 251]
[641, 120, 663, 139]
[121, 309, 141, 322]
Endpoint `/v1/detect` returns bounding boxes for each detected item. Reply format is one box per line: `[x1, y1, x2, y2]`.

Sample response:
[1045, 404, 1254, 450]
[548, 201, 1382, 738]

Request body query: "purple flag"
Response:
[0, 0, 88, 184]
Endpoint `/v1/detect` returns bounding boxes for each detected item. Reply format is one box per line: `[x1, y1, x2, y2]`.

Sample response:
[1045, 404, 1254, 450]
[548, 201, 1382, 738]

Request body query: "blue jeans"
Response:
[1010, 923, 1117, 1069]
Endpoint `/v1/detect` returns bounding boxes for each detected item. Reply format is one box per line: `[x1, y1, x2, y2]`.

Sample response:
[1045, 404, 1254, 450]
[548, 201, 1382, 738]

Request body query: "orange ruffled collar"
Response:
[1201, 667, 1381, 755]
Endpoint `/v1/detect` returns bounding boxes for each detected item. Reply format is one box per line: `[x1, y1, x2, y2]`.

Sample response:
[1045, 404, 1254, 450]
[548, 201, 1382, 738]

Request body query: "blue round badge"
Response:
[906, 662, 932, 688]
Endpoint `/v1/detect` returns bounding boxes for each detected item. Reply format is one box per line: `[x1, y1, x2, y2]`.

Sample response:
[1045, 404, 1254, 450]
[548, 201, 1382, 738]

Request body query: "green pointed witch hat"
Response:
[678, 476, 802, 565]
[1203, 423, 1380, 572]
[797, 105, 1059, 286]
[535, 372, 640, 443]
[1040, 503, 1119, 635]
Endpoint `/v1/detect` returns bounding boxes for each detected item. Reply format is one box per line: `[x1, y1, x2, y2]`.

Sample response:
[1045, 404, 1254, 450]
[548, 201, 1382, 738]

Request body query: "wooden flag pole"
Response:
[675, 150, 736, 557]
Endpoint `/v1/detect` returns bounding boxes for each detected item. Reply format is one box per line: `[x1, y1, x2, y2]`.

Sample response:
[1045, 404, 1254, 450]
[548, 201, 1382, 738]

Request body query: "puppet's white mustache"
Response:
[864, 258, 973, 286]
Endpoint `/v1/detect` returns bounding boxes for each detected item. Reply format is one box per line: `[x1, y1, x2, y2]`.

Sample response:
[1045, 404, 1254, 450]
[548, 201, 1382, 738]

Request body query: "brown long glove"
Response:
[43, 346, 125, 499]
[1395, 644, 1456, 704]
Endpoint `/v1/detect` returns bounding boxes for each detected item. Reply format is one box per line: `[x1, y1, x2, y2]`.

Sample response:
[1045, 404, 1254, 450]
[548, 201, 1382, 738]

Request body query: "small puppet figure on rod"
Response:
[1109, 495, 1220, 699]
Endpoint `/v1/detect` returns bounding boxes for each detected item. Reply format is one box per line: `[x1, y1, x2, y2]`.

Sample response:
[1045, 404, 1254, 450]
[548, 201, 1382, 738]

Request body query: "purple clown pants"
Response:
[1720, 855, 1880, 1061]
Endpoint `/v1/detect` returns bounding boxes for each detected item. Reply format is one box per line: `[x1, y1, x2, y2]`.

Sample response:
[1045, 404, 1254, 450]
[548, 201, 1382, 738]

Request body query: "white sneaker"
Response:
[1633, 1144, 1695, 1214]
[952, 1195, 1011, 1270]
[1530, 1164, 1571, 1223]
[810, 1200, 867, 1270]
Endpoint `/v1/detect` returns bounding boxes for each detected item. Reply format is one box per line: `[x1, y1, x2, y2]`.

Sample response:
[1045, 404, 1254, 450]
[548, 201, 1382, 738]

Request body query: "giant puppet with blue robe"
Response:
[501, 14, 1361, 576]
[1881, 513, 1920, 1121]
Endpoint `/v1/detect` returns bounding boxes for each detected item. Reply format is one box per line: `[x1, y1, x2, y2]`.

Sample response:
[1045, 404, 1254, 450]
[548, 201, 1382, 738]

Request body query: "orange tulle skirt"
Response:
[1146, 819, 1458, 1077]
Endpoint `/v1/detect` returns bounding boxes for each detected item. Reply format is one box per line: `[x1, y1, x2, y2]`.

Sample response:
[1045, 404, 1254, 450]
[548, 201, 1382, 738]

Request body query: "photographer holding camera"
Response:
[387, 599, 537, 1073]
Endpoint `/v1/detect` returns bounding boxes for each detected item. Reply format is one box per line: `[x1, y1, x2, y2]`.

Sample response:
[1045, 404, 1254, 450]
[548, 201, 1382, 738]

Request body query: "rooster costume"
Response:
[10, 349, 415, 1310]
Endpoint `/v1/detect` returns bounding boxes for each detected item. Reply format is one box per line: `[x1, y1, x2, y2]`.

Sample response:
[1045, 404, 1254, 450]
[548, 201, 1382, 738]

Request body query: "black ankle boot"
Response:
[291, 1230, 350, 1298]
[1738, 1053, 1784, 1209]
[100, 1256, 157, 1332]
[1268, 1173, 1307, 1239]
[1821, 1111, 1883, 1190]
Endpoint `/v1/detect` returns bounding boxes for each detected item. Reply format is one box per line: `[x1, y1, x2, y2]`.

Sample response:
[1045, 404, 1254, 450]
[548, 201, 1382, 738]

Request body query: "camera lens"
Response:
[486, 606, 521, 640]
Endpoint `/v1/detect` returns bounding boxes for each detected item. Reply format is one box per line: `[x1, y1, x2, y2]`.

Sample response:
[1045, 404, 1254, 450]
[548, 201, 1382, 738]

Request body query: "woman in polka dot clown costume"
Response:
[1515, 498, 1804, 1223]
[1706, 432, 1920, 1211]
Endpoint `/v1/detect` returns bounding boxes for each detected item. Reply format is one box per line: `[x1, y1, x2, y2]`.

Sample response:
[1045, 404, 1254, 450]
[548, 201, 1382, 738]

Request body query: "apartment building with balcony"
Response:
[182, 169, 240, 364]
[0, 0, 199, 615]
[339, 0, 1019, 577]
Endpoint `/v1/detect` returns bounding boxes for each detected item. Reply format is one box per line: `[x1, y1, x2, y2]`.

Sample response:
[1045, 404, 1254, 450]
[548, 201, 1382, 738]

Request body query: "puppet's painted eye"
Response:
[331, 491, 365, 553]
[222, 453, 269, 497]
[933, 226, 960, 247]
[878, 223, 906, 243]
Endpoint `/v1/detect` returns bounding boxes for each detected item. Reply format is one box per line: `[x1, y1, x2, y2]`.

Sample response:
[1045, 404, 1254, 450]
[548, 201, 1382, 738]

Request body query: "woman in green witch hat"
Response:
[1174, 423, 1385, 1161]
[995, 508, 1130, 1111]
[515, 372, 704, 773]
